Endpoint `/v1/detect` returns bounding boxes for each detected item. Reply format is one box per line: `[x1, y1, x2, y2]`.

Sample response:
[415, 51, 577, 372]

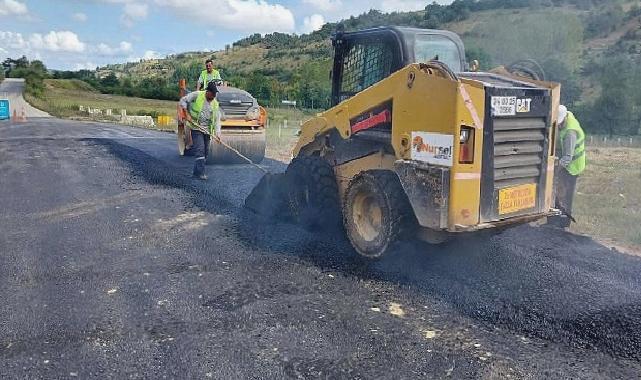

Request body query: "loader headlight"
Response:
[246, 107, 260, 121]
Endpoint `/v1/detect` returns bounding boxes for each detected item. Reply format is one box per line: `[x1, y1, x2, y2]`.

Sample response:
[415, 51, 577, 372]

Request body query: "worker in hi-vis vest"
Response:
[553, 105, 586, 227]
[179, 82, 221, 180]
[196, 59, 222, 91]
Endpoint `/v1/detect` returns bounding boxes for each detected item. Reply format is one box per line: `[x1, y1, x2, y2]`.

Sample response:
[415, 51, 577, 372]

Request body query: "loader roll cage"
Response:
[330, 26, 467, 106]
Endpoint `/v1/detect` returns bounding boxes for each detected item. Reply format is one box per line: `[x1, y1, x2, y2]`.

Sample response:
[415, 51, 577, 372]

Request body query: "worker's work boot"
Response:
[193, 156, 206, 180]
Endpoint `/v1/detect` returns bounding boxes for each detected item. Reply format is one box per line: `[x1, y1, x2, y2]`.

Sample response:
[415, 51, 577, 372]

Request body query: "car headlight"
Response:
[246, 107, 260, 121]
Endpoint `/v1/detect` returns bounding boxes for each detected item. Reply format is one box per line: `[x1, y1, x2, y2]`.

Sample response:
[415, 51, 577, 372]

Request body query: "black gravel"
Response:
[1, 118, 640, 379]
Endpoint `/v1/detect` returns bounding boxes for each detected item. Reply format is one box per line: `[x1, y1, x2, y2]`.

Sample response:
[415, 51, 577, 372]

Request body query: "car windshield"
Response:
[414, 34, 462, 72]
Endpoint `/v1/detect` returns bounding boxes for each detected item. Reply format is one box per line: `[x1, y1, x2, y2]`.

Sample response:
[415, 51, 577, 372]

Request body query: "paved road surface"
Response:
[1, 115, 641, 378]
[0, 78, 51, 118]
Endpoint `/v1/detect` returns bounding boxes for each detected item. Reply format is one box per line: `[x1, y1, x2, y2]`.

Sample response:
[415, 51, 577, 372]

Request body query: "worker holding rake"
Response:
[179, 82, 221, 180]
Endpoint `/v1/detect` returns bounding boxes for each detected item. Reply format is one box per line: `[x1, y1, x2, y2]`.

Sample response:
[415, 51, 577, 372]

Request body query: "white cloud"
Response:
[142, 50, 161, 59]
[378, 0, 428, 12]
[120, 41, 133, 52]
[302, 0, 342, 12]
[96, 43, 110, 53]
[0, 30, 28, 50]
[72, 12, 88, 22]
[28, 31, 86, 52]
[96, 40, 133, 55]
[121, 2, 148, 27]
[0, 0, 27, 16]
[74, 61, 97, 70]
[0, 30, 88, 69]
[298, 0, 452, 26]
[302, 14, 325, 33]
[154, 0, 295, 33]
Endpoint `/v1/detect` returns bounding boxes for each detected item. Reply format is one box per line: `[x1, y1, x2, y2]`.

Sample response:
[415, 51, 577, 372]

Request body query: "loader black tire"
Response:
[343, 170, 416, 259]
[285, 156, 341, 230]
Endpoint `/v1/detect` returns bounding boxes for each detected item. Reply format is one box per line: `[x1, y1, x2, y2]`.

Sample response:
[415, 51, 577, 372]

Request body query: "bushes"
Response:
[5, 59, 49, 98]
[585, 4, 625, 38]
[577, 58, 641, 136]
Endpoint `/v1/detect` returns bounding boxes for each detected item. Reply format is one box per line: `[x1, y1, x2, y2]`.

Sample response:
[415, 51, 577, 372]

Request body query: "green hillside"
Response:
[62, 0, 641, 136]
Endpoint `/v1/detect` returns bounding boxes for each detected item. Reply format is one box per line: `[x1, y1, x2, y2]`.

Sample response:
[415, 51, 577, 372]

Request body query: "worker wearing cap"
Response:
[179, 82, 221, 180]
[554, 105, 586, 227]
[196, 59, 222, 91]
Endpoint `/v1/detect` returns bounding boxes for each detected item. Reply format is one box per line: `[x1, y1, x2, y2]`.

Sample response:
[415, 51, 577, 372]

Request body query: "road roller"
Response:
[176, 79, 267, 164]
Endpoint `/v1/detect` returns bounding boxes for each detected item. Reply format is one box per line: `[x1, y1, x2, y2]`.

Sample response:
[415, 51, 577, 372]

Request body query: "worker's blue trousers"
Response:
[191, 130, 210, 176]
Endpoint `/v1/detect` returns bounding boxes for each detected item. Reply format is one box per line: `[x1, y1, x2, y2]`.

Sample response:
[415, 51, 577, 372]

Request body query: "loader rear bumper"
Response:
[394, 159, 560, 234]
[451, 209, 562, 232]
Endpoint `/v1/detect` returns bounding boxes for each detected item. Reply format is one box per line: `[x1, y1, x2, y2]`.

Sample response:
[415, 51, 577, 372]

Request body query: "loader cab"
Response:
[330, 26, 467, 106]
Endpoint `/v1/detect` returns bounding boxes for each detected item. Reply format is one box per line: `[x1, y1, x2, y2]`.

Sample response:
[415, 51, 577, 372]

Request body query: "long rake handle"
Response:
[185, 119, 268, 173]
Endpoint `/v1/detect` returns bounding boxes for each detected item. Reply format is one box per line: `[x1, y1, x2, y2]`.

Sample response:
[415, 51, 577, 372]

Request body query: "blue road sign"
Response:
[0, 99, 9, 120]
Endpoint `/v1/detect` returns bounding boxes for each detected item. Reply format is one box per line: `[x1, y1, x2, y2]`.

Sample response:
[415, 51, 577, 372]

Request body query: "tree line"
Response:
[3, 0, 640, 136]
[2, 56, 48, 97]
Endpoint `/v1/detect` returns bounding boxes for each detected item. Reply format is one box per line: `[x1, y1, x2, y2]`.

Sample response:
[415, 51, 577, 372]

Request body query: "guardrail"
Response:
[77, 106, 176, 129]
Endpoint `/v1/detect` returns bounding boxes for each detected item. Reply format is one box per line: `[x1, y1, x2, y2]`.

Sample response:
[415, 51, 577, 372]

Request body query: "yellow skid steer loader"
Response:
[246, 26, 562, 258]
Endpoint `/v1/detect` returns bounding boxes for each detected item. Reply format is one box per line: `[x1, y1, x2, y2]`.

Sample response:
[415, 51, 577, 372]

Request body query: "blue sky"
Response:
[0, 0, 451, 70]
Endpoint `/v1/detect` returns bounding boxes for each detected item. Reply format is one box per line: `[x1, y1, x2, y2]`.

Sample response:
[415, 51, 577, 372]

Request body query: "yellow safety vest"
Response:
[199, 69, 221, 87]
[559, 112, 586, 176]
[189, 91, 219, 135]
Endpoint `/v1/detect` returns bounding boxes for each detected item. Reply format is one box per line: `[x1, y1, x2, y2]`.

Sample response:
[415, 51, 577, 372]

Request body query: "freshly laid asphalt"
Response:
[1, 113, 641, 377]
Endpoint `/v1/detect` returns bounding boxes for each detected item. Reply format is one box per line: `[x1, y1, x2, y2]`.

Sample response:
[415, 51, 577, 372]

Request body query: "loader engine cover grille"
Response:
[493, 117, 546, 187]
[480, 88, 552, 223]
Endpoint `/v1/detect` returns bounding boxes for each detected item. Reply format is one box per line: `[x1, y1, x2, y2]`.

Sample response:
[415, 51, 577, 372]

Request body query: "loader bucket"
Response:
[244, 172, 290, 218]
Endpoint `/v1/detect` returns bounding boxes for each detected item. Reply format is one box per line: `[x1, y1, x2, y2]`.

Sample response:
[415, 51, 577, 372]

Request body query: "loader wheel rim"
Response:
[353, 192, 382, 242]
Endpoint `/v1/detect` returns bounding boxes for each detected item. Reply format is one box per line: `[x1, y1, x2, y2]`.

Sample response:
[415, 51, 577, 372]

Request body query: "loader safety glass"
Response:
[414, 35, 462, 72]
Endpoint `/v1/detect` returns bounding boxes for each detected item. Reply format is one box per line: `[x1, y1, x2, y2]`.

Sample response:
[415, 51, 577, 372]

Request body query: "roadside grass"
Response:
[26, 79, 315, 159]
[44, 79, 97, 92]
[26, 79, 317, 137]
[264, 107, 315, 162]
[25, 79, 177, 130]
[571, 147, 641, 250]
